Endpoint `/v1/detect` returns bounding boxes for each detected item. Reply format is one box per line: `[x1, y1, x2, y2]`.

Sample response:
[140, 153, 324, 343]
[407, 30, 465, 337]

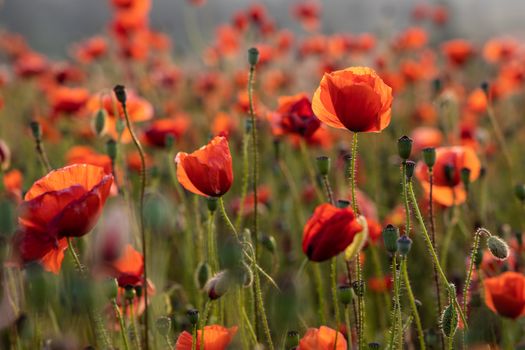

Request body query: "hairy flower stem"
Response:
[344, 305, 353, 350]
[387, 254, 401, 350]
[401, 257, 425, 350]
[331, 258, 341, 332]
[462, 229, 482, 349]
[407, 182, 468, 328]
[120, 101, 149, 349]
[235, 131, 251, 230]
[322, 174, 335, 205]
[300, 140, 324, 203]
[32, 131, 52, 173]
[129, 301, 142, 350]
[348, 132, 365, 347]
[429, 171, 445, 350]
[112, 299, 131, 350]
[247, 64, 259, 253]
[313, 263, 327, 325]
[207, 210, 218, 273]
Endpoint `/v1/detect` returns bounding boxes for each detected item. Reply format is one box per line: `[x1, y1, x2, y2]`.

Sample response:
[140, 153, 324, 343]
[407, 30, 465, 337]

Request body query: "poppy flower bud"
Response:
[205, 271, 230, 300]
[30, 120, 42, 140]
[316, 156, 330, 176]
[460, 167, 471, 189]
[352, 280, 365, 297]
[113, 85, 127, 105]
[405, 161, 416, 179]
[207, 197, 218, 212]
[194, 262, 211, 290]
[186, 309, 199, 326]
[480, 81, 490, 96]
[124, 285, 136, 300]
[103, 278, 119, 300]
[248, 47, 260, 66]
[397, 135, 413, 160]
[260, 234, 276, 254]
[338, 284, 354, 305]
[487, 235, 509, 260]
[0, 139, 10, 171]
[397, 235, 412, 256]
[369, 343, 380, 350]
[94, 109, 106, 136]
[106, 139, 117, 161]
[285, 330, 299, 350]
[156, 316, 172, 336]
[336, 199, 350, 208]
[515, 184, 525, 202]
[383, 224, 400, 254]
[422, 147, 436, 169]
[440, 303, 458, 338]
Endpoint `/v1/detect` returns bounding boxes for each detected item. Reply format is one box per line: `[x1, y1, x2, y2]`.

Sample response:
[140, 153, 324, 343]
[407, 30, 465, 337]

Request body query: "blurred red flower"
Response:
[175, 325, 238, 350]
[298, 326, 347, 350]
[484, 271, 525, 319]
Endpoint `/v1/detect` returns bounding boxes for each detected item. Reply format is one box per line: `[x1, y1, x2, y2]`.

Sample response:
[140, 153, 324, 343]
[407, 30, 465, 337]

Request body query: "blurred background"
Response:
[1, 0, 525, 57]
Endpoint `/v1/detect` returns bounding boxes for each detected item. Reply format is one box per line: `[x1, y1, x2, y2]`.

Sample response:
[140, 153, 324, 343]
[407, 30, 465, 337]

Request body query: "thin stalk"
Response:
[235, 131, 251, 230]
[192, 324, 197, 350]
[344, 305, 353, 350]
[207, 210, 218, 273]
[299, 140, 324, 203]
[112, 299, 131, 350]
[462, 230, 481, 349]
[313, 263, 327, 325]
[129, 301, 142, 350]
[32, 132, 52, 173]
[400, 257, 425, 350]
[121, 100, 149, 348]
[247, 63, 259, 254]
[331, 258, 341, 330]
[387, 254, 401, 350]
[322, 174, 335, 205]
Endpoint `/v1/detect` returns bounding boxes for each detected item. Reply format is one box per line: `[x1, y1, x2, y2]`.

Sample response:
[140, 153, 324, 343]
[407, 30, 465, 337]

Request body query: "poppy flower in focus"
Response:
[441, 39, 475, 67]
[312, 66, 393, 133]
[175, 325, 238, 350]
[484, 271, 525, 319]
[175, 136, 233, 198]
[302, 203, 363, 262]
[268, 93, 321, 138]
[298, 326, 347, 350]
[11, 164, 113, 273]
[415, 146, 481, 206]
[143, 115, 190, 147]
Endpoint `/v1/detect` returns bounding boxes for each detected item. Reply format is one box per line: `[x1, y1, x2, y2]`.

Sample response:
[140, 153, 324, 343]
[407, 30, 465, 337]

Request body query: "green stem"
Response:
[235, 131, 251, 230]
[129, 301, 142, 350]
[407, 182, 468, 328]
[462, 230, 481, 349]
[331, 258, 341, 329]
[247, 64, 259, 256]
[344, 305, 353, 350]
[401, 257, 425, 350]
[313, 263, 327, 325]
[387, 254, 401, 350]
[192, 324, 197, 350]
[121, 102, 149, 349]
[207, 210, 218, 273]
[199, 301, 212, 350]
[112, 299, 131, 350]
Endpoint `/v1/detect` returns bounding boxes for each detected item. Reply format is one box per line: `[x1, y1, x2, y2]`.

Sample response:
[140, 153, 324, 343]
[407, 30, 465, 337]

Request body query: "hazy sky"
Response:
[1, 0, 525, 58]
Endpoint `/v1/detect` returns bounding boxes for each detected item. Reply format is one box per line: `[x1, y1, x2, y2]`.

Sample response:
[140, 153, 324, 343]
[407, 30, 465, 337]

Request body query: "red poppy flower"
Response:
[410, 127, 443, 154]
[268, 93, 321, 138]
[49, 86, 90, 115]
[74, 36, 108, 64]
[302, 203, 363, 262]
[298, 326, 347, 350]
[175, 136, 233, 198]
[312, 66, 393, 133]
[484, 271, 525, 319]
[65, 146, 113, 175]
[292, 1, 321, 32]
[143, 116, 190, 147]
[175, 325, 238, 350]
[106, 244, 144, 287]
[483, 38, 518, 64]
[441, 39, 475, 66]
[3, 169, 23, 202]
[415, 146, 481, 206]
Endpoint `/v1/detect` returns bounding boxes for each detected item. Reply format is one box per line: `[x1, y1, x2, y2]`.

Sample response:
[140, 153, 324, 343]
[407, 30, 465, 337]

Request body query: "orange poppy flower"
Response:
[303, 203, 362, 262]
[74, 36, 108, 64]
[3, 169, 23, 202]
[212, 112, 238, 138]
[415, 146, 481, 206]
[410, 127, 443, 154]
[175, 325, 238, 350]
[268, 93, 321, 138]
[107, 244, 144, 287]
[298, 326, 347, 350]
[392, 27, 428, 51]
[14, 52, 47, 78]
[175, 136, 233, 198]
[441, 39, 475, 66]
[466, 88, 488, 114]
[312, 67, 393, 133]
[65, 146, 113, 175]
[484, 271, 525, 319]
[483, 38, 518, 64]
[143, 115, 190, 148]
[11, 164, 113, 273]
[49, 86, 90, 115]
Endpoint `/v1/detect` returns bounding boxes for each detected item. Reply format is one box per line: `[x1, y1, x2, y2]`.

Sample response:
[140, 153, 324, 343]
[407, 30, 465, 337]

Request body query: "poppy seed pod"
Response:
[515, 184, 525, 202]
[124, 285, 136, 300]
[316, 156, 330, 176]
[338, 284, 354, 305]
[248, 47, 260, 66]
[207, 197, 218, 212]
[165, 134, 175, 149]
[368, 343, 380, 350]
[397, 135, 413, 160]
[422, 147, 436, 168]
[443, 163, 456, 185]
[336, 199, 350, 208]
[352, 280, 365, 297]
[106, 139, 117, 161]
[432, 78, 442, 94]
[487, 235, 509, 260]
[383, 224, 400, 254]
[94, 109, 106, 136]
[113, 85, 127, 105]
[440, 303, 458, 338]
[0, 139, 10, 171]
[397, 235, 412, 256]
[186, 309, 199, 326]
[286, 330, 300, 350]
[156, 316, 172, 336]
[405, 161, 416, 179]
[205, 271, 230, 300]
[30, 120, 42, 140]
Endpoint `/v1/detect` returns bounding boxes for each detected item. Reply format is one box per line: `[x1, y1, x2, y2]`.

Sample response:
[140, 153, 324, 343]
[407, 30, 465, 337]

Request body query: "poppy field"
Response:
[1, 0, 525, 349]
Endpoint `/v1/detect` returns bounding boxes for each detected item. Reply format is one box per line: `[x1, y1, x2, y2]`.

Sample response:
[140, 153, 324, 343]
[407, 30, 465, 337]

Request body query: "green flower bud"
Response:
[248, 47, 259, 66]
[30, 120, 42, 140]
[106, 139, 117, 161]
[383, 224, 400, 254]
[135, 285, 143, 298]
[165, 134, 175, 149]
[260, 235, 276, 254]
[338, 284, 354, 305]
[487, 235, 509, 260]
[156, 316, 172, 336]
[316, 156, 330, 176]
[444, 163, 455, 185]
[432, 78, 442, 94]
[397, 235, 412, 256]
[368, 343, 380, 350]
[124, 285, 136, 301]
[336, 200, 350, 208]
[94, 109, 106, 136]
[397, 135, 413, 160]
[103, 278, 119, 300]
[285, 331, 299, 350]
[113, 85, 127, 105]
[440, 303, 458, 338]
[205, 271, 230, 300]
[186, 309, 199, 326]
[422, 147, 436, 169]
[194, 262, 211, 290]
